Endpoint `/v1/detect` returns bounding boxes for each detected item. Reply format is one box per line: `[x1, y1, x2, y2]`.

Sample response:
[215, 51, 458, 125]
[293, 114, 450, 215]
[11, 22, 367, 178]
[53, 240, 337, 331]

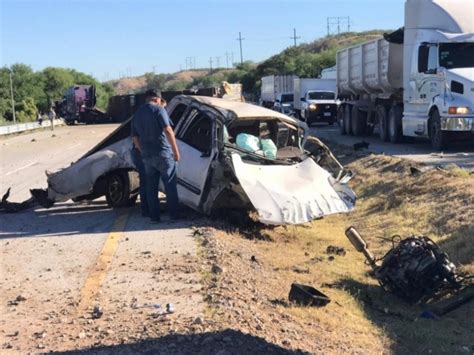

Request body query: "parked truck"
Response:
[336, 0, 474, 150]
[293, 78, 338, 125]
[260, 75, 297, 111]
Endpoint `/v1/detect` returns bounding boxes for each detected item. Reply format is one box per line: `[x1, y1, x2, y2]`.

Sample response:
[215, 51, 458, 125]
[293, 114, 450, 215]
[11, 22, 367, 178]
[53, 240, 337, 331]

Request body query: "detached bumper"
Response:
[441, 116, 474, 131]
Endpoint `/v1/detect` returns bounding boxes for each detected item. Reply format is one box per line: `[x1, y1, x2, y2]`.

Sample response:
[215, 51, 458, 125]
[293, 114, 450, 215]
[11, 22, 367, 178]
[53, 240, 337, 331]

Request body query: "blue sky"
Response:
[1, 0, 404, 81]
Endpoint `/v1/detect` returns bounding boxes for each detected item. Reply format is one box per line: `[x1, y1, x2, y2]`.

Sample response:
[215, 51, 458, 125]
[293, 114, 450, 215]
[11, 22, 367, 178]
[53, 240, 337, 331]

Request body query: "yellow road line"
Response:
[77, 210, 130, 313]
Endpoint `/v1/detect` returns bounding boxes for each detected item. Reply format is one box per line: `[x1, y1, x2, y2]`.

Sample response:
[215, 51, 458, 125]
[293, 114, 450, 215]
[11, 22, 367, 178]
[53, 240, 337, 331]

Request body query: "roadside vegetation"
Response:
[0, 64, 115, 124]
[113, 30, 387, 99]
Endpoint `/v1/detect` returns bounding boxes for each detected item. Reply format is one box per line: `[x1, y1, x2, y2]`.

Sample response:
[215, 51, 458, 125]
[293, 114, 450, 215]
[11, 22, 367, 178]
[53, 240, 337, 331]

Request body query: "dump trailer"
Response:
[336, 0, 474, 150]
[260, 75, 297, 108]
[293, 78, 338, 125]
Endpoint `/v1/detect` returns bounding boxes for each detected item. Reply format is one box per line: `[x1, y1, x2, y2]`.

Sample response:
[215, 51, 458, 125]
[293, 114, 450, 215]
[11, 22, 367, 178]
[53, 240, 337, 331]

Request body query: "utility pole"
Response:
[236, 32, 244, 64]
[290, 28, 301, 47]
[225, 52, 230, 68]
[215, 56, 221, 69]
[209, 57, 213, 71]
[9, 70, 16, 124]
[327, 17, 351, 36]
[231, 52, 234, 67]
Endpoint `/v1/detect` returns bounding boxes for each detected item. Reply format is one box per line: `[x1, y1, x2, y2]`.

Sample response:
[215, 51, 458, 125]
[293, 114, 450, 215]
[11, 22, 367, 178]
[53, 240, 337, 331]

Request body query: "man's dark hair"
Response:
[145, 89, 162, 99]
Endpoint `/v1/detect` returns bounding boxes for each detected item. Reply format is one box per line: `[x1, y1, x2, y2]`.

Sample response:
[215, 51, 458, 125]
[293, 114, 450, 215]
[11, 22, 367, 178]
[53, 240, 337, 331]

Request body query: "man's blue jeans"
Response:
[142, 155, 179, 221]
[131, 147, 148, 216]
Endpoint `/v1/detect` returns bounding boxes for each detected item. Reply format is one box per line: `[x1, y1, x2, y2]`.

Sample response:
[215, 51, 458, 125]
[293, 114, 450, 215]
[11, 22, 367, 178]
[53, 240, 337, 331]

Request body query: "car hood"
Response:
[231, 154, 356, 225]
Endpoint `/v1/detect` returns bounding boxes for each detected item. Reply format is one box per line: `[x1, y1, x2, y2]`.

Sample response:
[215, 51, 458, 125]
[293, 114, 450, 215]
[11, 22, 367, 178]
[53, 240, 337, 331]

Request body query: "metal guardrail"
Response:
[0, 119, 64, 136]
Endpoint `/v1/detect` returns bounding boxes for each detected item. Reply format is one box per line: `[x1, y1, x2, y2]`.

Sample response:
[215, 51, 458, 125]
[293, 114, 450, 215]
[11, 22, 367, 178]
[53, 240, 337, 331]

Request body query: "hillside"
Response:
[108, 30, 389, 96]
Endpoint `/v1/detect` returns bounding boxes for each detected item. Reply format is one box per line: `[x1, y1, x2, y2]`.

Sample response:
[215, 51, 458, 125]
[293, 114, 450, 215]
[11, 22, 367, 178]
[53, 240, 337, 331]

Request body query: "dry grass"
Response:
[214, 154, 474, 354]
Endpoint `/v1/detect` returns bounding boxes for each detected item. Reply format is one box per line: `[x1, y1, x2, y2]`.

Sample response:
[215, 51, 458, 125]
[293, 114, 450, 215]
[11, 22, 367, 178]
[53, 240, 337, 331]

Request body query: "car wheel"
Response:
[388, 106, 403, 143]
[344, 105, 353, 135]
[338, 107, 346, 134]
[351, 106, 367, 136]
[105, 171, 137, 208]
[429, 109, 449, 151]
[376, 105, 389, 141]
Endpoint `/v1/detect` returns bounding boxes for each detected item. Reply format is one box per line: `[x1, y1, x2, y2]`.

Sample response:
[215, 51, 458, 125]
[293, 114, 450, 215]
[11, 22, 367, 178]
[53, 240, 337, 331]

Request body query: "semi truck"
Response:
[60, 85, 107, 125]
[336, 0, 474, 150]
[293, 78, 338, 125]
[260, 75, 297, 110]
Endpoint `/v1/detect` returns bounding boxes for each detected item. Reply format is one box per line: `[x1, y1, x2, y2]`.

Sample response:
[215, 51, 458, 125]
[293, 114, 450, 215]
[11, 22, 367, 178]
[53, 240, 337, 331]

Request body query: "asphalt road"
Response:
[0, 125, 204, 352]
[309, 123, 474, 170]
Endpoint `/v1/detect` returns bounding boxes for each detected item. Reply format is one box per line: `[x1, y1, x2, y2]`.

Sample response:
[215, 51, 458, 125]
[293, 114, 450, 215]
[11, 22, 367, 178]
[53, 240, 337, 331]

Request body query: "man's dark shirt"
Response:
[131, 103, 173, 159]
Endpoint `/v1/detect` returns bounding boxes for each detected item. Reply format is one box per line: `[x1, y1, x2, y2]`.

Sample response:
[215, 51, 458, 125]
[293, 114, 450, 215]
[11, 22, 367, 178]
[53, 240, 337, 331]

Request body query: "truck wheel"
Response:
[105, 171, 137, 208]
[429, 109, 449, 151]
[388, 106, 403, 143]
[344, 105, 353, 135]
[376, 105, 389, 141]
[351, 106, 367, 136]
[338, 107, 346, 134]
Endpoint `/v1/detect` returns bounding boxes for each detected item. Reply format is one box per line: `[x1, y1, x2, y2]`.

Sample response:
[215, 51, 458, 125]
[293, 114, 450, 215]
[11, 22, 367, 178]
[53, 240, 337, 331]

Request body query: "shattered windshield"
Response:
[439, 43, 474, 69]
[308, 92, 335, 100]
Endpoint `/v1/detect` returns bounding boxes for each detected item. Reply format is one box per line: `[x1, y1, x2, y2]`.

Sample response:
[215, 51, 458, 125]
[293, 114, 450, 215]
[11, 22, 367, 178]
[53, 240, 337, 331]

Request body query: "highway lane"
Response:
[309, 123, 474, 170]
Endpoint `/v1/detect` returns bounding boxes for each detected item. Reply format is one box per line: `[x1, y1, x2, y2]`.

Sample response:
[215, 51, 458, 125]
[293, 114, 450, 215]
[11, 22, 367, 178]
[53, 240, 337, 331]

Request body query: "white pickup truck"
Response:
[293, 78, 338, 125]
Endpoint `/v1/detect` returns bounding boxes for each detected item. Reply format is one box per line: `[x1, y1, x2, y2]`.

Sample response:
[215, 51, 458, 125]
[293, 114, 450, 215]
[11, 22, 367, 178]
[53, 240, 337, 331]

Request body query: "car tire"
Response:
[338, 107, 346, 135]
[351, 106, 367, 136]
[376, 105, 389, 141]
[388, 106, 403, 143]
[105, 171, 137, 208]
[344, 105, 353, 135]
[429, 109, 449, 151]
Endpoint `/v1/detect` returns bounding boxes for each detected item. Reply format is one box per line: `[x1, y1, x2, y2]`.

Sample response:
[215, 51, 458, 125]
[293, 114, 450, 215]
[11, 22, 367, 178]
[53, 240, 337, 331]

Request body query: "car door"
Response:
[176, 106, 216, 209]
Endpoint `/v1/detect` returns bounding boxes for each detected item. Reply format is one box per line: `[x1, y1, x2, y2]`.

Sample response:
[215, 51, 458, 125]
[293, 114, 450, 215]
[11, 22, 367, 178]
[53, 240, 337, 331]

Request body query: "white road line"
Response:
[5, 162, 38, 176]
[67, 143, 82, 150]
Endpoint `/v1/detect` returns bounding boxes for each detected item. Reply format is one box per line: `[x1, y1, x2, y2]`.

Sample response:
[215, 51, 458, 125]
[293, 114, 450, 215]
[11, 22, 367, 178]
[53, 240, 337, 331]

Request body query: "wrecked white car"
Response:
[32, 96, 356, 225]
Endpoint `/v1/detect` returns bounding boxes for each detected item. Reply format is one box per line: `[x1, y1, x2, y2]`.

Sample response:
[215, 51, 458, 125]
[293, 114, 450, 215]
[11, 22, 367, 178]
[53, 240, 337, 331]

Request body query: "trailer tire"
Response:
[344, 105, 353, 135]
[429, 109, 449, 151]
[351, 106, 367, 136]
[105, 171, 137, 208]
[376, 105, 389, 141]
[388, 106, 403, 143]
[338, 107, 346, 135]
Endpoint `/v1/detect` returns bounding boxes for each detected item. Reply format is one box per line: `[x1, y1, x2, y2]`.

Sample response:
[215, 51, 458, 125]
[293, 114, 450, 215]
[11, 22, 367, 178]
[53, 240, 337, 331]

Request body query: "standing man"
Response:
[131, 90, 181, 223]
[48, 107, 56, 131]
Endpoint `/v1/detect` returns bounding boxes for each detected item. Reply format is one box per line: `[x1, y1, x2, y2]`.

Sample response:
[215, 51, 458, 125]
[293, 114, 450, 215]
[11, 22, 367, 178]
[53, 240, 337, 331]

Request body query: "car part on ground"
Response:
[289, 283, 331, 307]
[345, 227, 466, 304]
[0, 188, 36, 213]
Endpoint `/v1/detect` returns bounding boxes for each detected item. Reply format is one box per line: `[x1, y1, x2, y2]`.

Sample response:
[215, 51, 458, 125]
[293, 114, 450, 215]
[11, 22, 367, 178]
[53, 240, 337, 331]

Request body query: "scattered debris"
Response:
[353, 141, 370, 151]
[211, 264, 223, 274]
[409, 166, 422, 176]
[91, 305, 103, 319]
[250, 255, 258, 263]
[166, 303, 175, 314]
[0, 188, 36, 213]
[288, 283, 331, 307]
[345, 227, 469, 304]
[326, 245, 346, 256]
[7, 294, 27, 306]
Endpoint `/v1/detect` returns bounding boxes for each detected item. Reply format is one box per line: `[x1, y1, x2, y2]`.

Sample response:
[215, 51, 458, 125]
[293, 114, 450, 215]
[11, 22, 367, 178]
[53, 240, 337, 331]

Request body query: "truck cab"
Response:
[300, 90, 338, 125]
[273, 93, 294, 114]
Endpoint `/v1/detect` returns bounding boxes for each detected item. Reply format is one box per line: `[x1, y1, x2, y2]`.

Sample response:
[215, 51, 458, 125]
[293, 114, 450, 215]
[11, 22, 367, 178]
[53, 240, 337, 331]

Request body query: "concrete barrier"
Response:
[0, 119, 64, 136]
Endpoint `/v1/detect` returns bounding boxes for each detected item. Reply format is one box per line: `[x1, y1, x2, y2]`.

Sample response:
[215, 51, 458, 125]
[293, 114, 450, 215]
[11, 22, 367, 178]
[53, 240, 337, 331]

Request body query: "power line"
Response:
[215, 56, 221, 68]
[326, 17, 351, 36]
[209, 57, 213, 71]
[290, 28, 301, 47]
[236, 32, 245, 64]
[225, 52, 230, 68]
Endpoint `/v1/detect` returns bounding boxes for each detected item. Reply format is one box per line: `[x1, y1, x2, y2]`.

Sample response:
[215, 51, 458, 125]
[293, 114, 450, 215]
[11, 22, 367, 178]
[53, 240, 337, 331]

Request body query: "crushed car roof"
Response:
[190, 96, 299, 125]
